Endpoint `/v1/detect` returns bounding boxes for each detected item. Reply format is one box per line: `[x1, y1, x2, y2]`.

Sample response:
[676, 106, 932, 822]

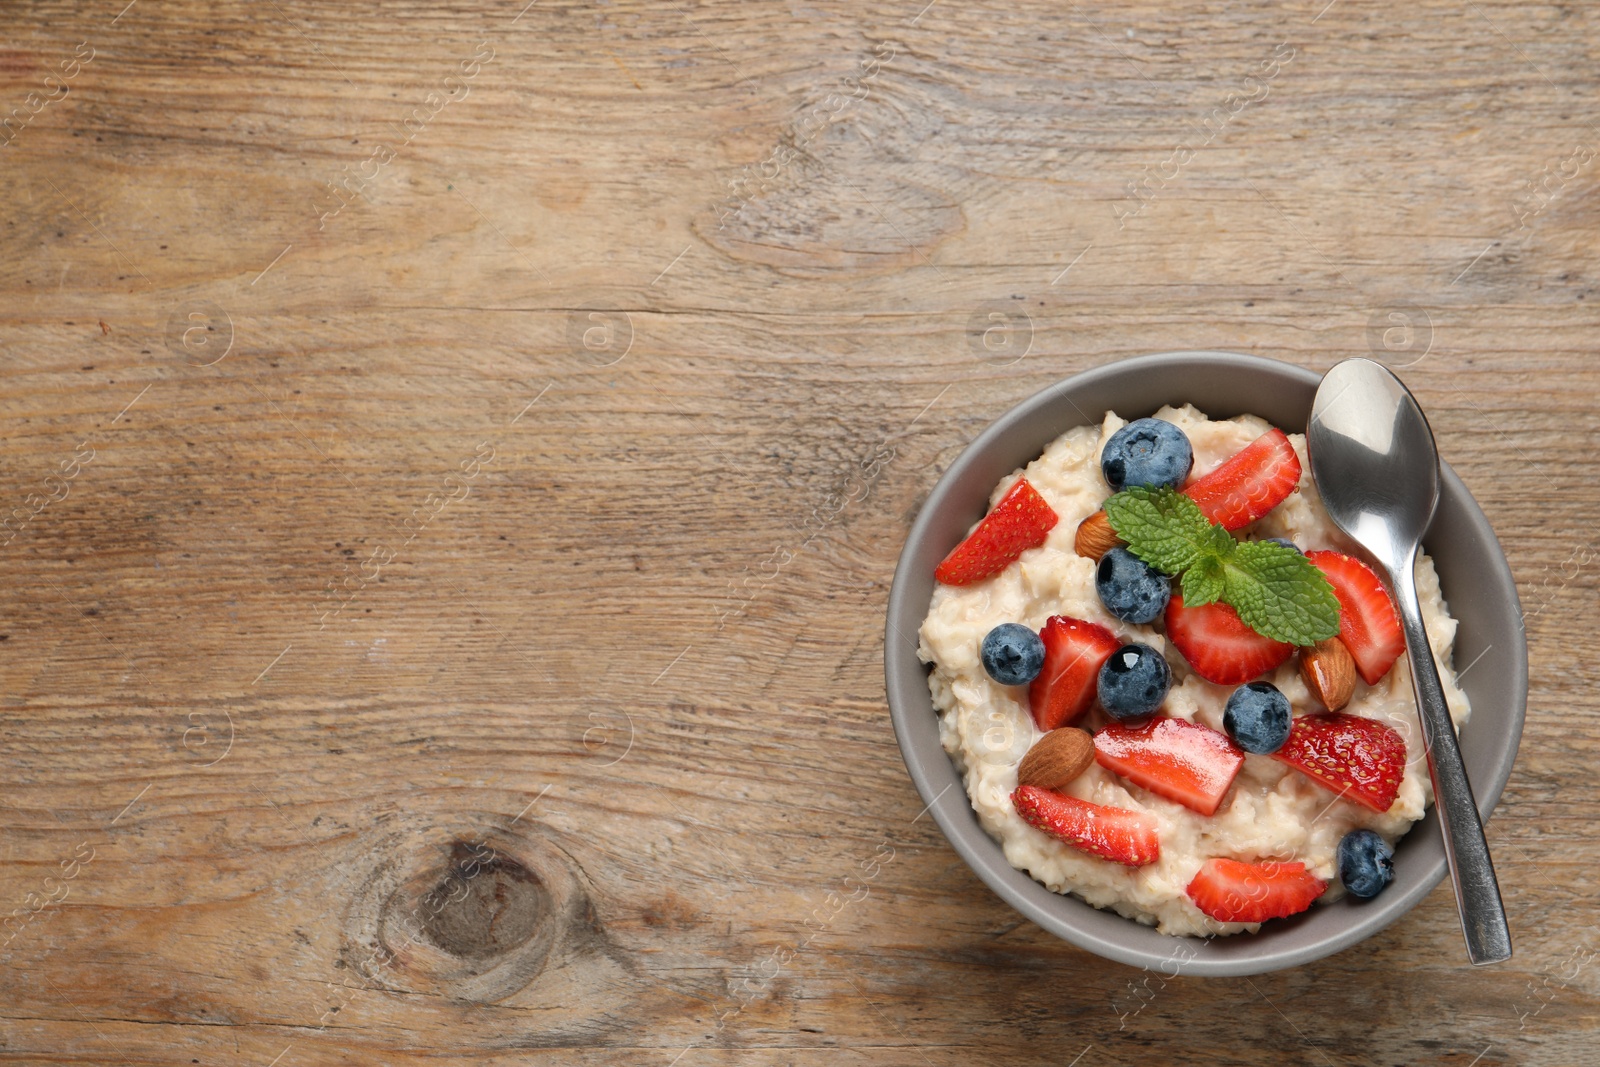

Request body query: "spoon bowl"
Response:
[1310, 361, 1441, 573]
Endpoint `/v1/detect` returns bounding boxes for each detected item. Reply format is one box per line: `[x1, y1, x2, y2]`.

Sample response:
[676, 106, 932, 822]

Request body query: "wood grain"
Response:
[2, 0, 1598, 1063]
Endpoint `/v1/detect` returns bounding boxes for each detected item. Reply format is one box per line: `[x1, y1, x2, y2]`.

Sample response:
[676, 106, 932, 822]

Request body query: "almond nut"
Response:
[1074, 510, 1125, 561]
[1299, 637, 1357, 712]
[1017, 727, 1095, 790]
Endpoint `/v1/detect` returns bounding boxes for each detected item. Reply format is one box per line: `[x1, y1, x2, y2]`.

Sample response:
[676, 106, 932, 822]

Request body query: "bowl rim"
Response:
[884, 350, 1527, 976]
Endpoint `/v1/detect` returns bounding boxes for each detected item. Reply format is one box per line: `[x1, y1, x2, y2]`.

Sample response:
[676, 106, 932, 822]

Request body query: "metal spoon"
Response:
[1308, 357, 1512, 966]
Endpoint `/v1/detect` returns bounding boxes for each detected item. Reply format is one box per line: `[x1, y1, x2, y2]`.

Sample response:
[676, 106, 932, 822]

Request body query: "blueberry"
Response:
[1101, 418, 1194, 492]
[981, 623, 1046, 686]
[1261, 537, 1303, 555]
[1097, 643, 1171, 720]
[1222, 681, 1292, 754]
[1095, 547, 1172, 624]
[1337, 829, 1395, 899]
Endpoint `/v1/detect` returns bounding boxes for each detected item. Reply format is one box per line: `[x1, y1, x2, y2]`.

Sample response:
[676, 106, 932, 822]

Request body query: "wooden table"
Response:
[1, 1, 1595, 1063]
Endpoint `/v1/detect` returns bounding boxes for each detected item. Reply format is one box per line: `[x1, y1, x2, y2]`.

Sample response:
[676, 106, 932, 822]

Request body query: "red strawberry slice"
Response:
[1273, 712, 1408, 813]
[1182, 428, 1302, 530]
[1012, 785, 1160, 867]
[1305, 551, 1406, 685]
[1163, 595, 1294, 686]
[1028, 616, 1122, 730]
[934, 477, 1059, 585]
[1185, 858, 1327, 923]
[1093, 717, 1245, 816]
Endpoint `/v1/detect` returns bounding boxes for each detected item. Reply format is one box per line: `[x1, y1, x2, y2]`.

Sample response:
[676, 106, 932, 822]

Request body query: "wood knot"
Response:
[696, 159, 962, 277]
[342, 817, 635, 1008]
[418, 841, 546, 961]
[693, 78, 963, 279]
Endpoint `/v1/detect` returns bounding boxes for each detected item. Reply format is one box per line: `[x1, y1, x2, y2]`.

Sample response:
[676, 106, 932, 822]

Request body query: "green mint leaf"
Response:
[1221, 540, 1341, 645]
[1181, 556, 1227, 606]
[1103, 487, 1222, 576]
[1103, 486, 1339, 645]
[1202, 521, 1236, 559]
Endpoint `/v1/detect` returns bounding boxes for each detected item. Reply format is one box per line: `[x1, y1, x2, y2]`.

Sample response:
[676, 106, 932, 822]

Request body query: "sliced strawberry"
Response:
[1273, 712, 1408, 813]
[1186, 858, 1327, 923]
[1182, 427, 1302, 530]
[934, 477, 1059, 585]
[1305, 551, 1406, 685]
[1163, 595, 1294, 686]
[1093, 717, 1245, 816]
[1012, 785, 1160, 867]
[1028, 616, 1122, 730]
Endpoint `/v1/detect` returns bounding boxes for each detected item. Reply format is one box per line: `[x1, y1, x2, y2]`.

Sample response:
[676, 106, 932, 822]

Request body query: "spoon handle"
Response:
[1392, 552, 1512, 965]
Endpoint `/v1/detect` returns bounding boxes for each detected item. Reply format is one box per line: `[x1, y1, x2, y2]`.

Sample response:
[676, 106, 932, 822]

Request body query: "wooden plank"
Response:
[1, 1, 1597, 1063]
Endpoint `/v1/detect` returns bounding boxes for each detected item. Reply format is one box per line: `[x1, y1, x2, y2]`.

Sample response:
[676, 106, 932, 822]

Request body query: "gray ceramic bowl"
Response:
[885, 351, 1526, 976]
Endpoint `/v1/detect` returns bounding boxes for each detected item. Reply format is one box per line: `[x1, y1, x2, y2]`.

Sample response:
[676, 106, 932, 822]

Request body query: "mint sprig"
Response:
[1103, 486, 1340, 646]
